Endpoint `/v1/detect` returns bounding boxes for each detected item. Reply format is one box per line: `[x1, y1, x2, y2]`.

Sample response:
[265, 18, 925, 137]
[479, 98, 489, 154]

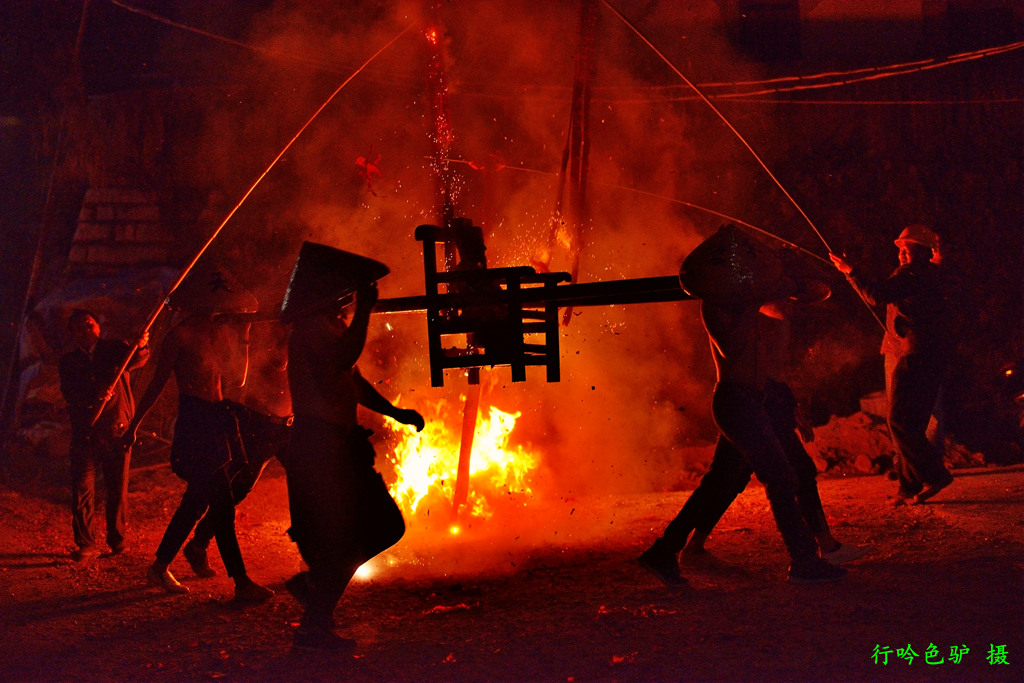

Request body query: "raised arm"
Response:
[333, 284, 378, 370]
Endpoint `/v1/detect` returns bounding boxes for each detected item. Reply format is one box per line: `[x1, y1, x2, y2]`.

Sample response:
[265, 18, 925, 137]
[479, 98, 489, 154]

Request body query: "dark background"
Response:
[1, 0, 1021, 461]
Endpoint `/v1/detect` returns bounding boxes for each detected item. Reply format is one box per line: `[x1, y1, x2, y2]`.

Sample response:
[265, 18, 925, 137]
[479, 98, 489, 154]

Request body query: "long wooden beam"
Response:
[373, 275, 691, 314]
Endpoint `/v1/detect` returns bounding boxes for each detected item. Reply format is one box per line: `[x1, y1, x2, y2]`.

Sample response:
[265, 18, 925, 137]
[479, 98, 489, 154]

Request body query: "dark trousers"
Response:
[70, 436, 129, 550]
[155, 467, 245, 577]
[700, 381, 819, 564]
[155, 396, 247, 577]
[285, 416, 365, 630]
[659, 393, 827, 554]
[888, 353, 951, 494]
[192, 409, 289, 549]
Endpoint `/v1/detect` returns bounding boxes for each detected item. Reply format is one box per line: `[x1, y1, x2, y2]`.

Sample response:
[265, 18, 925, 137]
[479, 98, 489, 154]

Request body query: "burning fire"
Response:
[384, 399, 539, 528]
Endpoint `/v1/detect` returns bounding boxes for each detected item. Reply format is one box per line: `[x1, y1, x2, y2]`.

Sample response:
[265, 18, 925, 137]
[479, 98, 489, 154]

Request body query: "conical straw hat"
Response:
[280, 241, 389, 322]
[678, 224, 786, 304]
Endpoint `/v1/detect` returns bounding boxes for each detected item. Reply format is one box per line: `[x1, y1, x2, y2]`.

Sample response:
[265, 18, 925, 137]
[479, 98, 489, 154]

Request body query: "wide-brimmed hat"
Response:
[169, 263, 259, 315]
[760, 279, 831, 320]
[679, 224, 787, 305]
[279, 241, 389, 323]
[894, 224, 939, 250]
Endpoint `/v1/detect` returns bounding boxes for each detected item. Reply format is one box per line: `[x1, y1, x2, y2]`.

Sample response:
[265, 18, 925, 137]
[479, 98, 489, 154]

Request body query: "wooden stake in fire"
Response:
[423, 18, 480, 518]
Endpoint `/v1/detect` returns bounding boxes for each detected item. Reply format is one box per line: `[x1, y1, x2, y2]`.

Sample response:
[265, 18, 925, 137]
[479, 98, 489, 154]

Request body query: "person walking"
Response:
[280, 242, 425, 651]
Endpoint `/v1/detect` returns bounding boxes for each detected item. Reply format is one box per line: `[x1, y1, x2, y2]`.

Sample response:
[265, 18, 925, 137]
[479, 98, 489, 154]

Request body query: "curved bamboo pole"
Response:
[87, 22, 415, 427]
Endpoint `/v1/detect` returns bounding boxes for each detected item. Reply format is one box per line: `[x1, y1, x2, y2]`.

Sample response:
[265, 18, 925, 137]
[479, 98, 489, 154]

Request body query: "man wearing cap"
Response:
[280, 241, 425, 651]
[122, 268, 275, 603]
[830, 225, 955, 506]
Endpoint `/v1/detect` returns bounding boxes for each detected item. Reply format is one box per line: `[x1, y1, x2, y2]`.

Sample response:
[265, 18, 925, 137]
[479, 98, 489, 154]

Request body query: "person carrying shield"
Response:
[280, 241, 425, 651]
[640, 225, 848, 586]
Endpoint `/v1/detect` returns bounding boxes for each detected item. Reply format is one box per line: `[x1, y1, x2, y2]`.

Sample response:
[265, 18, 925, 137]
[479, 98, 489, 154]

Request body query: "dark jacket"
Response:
[59, 338, 149, 441]
[844, 260, 952, 361]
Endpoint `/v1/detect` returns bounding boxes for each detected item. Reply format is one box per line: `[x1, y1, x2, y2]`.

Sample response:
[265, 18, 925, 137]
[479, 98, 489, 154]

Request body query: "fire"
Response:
[384, 400, 539, 525]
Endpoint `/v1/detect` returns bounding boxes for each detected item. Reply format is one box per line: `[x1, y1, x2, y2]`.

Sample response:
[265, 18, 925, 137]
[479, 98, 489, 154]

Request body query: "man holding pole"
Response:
[830, 225, 955, 506]
[59, 309, 149, 562]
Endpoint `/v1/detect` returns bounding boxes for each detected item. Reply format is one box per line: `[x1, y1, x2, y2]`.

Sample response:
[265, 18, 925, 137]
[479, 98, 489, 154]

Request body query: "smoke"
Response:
[175, 0, 785, 506]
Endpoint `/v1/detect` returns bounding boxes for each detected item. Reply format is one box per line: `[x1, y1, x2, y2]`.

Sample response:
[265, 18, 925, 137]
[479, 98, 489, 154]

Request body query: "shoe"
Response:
[893, 488, 915, 508]
[287, 573, 339, 628]
[234, 579, 275, 604]
[147, 565, 190, 594]
[183, 540, 218, 578]
[285, 571, 312, 609]
[788, 558, 847, 585]
[821, 542, 873, 565]
[914, 475, 953, 504]
[71, 546, 100, 563]
[638, 546, 687, 587]
[293, 625, 356, 652]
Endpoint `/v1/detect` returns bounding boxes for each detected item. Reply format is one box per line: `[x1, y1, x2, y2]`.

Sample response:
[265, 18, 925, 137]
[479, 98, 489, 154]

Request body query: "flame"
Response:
[385, 400, 538, 525]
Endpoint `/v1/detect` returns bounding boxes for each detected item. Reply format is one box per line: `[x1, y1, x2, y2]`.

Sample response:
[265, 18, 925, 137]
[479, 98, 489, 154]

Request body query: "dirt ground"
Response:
[0, 455, 1021, 683]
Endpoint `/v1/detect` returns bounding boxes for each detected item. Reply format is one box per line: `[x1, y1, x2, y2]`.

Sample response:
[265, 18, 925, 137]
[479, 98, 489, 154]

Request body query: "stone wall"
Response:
[66, 188, 180, 278]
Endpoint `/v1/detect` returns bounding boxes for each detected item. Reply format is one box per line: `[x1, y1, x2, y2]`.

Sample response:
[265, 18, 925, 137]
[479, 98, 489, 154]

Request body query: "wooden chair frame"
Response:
[415, 223, 570, 387]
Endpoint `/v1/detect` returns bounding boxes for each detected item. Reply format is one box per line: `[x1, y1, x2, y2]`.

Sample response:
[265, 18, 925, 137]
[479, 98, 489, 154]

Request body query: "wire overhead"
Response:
[86, 19, 416, 425]
[601, 0, 833, 253]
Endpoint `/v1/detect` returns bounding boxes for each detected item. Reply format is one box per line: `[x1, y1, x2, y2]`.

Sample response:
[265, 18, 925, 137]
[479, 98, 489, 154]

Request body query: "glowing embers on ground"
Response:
[384, 398, 539, 530]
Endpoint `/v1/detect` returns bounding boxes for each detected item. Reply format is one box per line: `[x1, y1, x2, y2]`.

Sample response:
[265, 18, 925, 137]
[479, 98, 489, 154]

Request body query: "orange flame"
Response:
[385, 400, 538, 524]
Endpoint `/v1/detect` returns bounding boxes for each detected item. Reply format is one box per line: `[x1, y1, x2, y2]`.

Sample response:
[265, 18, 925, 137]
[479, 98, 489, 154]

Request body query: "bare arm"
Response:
[125, 331, 151, 372]
[122, 330, 178, 446]
[334, 284, 378, 370]
[354, 367, 425, 431]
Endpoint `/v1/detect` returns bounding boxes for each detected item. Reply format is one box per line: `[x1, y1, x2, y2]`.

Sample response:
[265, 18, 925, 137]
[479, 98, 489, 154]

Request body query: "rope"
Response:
[601, 0, 835, 254]
[87, 21, 416, 426]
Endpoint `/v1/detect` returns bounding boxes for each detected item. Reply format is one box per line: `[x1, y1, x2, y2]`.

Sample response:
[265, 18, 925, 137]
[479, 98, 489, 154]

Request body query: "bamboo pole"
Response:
[600, 0, 885, 330]
[85, 22, 414, 427]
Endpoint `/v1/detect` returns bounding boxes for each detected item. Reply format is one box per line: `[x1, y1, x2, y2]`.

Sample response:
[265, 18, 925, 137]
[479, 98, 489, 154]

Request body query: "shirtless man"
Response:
[182, 321, 292, 579]
[124, 293, 274, 603]
[642, 297, 847, 585]
[641, 227, 847, 585]
[281, 243, 424, 651]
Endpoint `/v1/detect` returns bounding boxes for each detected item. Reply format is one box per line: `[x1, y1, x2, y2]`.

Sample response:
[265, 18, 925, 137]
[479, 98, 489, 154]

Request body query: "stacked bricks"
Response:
[68, 188, 178, 276]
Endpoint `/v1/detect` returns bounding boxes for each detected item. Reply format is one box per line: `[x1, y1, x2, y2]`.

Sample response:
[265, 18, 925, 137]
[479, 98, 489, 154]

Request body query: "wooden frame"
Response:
[415, 223, 571, 387]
